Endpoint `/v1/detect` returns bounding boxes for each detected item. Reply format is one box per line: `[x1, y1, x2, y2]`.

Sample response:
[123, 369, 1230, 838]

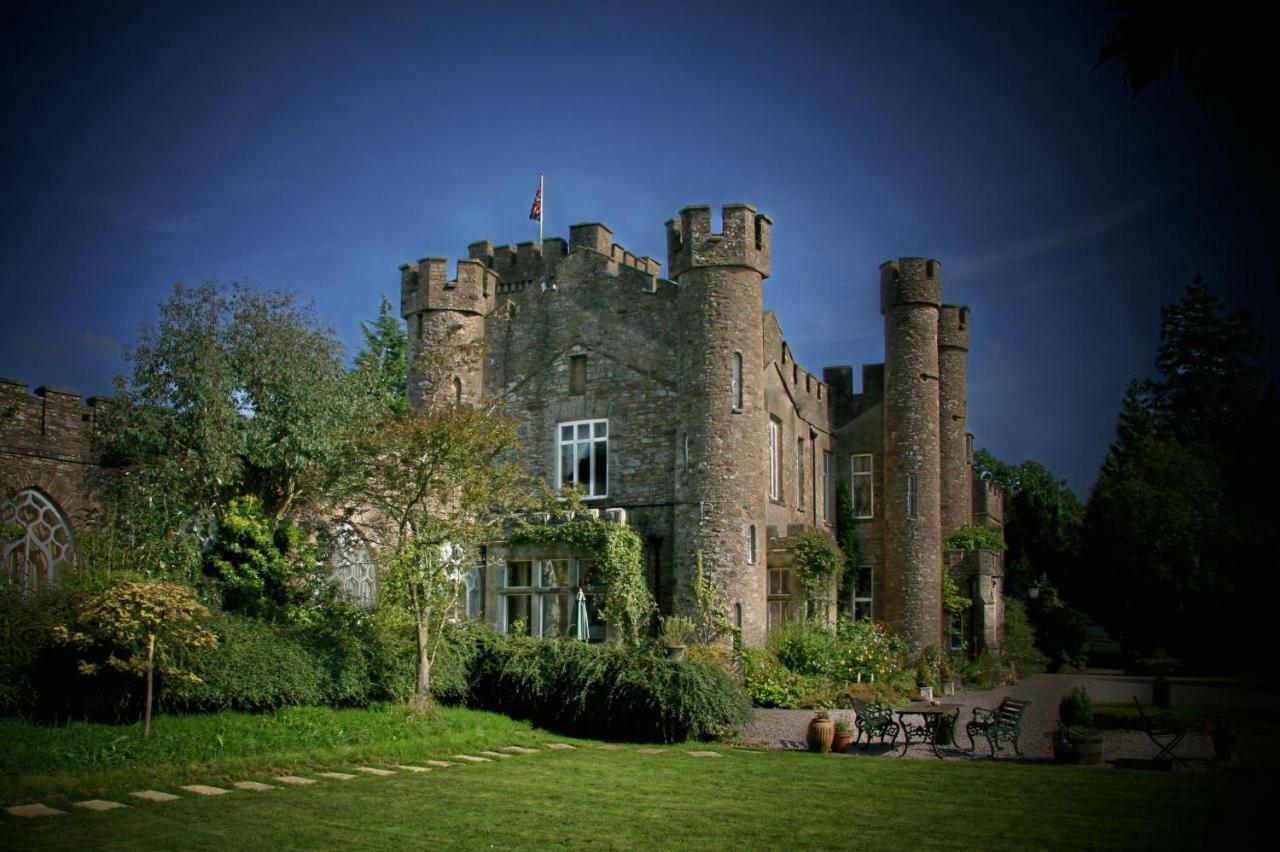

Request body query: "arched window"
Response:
[747, 525, 757, 564]
[328, 524, 377, 607]
[731, 352, 743, 410]
[1, 488, 75, 590]
[453, 376, 463, 405]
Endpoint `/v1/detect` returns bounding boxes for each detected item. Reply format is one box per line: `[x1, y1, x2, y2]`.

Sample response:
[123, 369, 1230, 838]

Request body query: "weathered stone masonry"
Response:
[402, 204, 1006, 652]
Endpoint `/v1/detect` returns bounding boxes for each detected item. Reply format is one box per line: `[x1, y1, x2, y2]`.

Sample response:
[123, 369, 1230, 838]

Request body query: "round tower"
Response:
[880, 257, 943, 652]
[938, 304, 971, 538]
[668, 203, 772, 646]
[399, 257, 496, 408]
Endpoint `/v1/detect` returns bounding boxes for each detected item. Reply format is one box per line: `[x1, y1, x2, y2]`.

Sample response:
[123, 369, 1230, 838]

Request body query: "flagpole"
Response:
[539, 172, 544, 244]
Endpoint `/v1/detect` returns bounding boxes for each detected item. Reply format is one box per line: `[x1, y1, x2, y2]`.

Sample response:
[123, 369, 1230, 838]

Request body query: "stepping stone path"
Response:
[597, 744, 626, 751]
[6, 803, 66, 817]
[688, 751, 722, 758]
[181, 785, 231, 796]
[74, 799, 129, 811]
[635, 748, 667, 755]
[274, 776, 317, 786]
[4, 741, 595, 822]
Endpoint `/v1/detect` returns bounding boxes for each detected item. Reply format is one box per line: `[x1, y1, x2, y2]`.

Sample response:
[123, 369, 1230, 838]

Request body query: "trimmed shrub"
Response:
[738, 646, 805, 708]
[768, 620, 838, 676]
[1002, 597, 1049, 676]
[466, 633, 749, 742]
[161, 610, 327, 712]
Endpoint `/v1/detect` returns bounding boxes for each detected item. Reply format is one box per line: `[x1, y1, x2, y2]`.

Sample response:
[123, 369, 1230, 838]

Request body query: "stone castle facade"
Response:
[400, 203, 1005, 652]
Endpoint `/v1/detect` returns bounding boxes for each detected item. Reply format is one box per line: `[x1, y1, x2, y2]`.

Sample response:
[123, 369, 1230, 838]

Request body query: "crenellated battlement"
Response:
[0, 378, 104, 464]
[665, 203, 771, 280]
[938, 304, 970, 351]
[880, 257, 942, 312]
[460, 226, 661, 294]
[399, 256, 498, 319]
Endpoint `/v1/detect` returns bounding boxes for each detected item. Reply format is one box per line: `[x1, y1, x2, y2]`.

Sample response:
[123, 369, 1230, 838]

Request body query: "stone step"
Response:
[73, 799, 129, 811]
[181, 785, 231, 796]
[233, 781, 279, 791]
[6, 803, 66, 817]
[274, 776, 317, 786]
[129, 790, 180, 803]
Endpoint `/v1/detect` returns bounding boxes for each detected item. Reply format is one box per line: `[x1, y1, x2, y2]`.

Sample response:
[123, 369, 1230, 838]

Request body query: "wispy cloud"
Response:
[951, 184, 1184, 279]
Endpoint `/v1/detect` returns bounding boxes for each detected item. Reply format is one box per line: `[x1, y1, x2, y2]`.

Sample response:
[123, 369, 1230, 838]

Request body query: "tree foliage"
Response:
[1081, 275, 1277, 669]
[57, 579, 216, 735]
[973, 450, 1082, 600]
[342, 332, 532, 707]
[97, 283, 368, 576]
[354, 296, 408, 416]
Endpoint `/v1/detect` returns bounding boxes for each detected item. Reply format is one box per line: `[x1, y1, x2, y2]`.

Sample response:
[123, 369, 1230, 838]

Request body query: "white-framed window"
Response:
[768, 565, 795, 631]
[852, 454, 874, 519]
[731, 352, 743, 410]
[558, 419, 608, 497]
[906, 472, 918, 520]
[822, 450, 833, 523]
[768, 417, 781, 501]
[747, 525, 757, 564]
[851, 562, 873, 621]
[500, 558, 605, 641]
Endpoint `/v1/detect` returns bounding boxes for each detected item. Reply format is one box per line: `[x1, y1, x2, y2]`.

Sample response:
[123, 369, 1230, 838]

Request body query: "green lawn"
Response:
[0, 706, 1265, 850]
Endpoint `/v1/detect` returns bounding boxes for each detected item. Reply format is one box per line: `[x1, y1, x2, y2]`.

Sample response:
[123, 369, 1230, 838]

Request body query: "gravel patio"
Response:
[740, 670, 1279, 767]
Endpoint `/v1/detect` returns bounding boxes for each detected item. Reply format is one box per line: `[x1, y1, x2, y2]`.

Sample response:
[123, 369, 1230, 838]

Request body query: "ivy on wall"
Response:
[787, 529, 844, 620]
[943, 524, 1007, 552]
[509, 518, 655, 644]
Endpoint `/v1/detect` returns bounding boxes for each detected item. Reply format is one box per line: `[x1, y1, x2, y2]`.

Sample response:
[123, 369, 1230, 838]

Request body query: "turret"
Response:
[938, 304, 971, 538]
[669, 203, 772, 645]
[666, 203, 771, 280]
[880, 257, 943, 652]
[399, 257, 497, 408]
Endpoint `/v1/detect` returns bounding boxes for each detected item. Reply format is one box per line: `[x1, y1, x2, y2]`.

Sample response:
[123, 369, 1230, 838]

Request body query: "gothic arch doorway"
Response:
[1, 488, 76, 589]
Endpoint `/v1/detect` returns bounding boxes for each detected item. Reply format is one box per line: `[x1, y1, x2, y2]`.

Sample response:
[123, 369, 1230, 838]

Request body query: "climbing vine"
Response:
[788, 529, 844, 621]
[943, 524, 1006, 552]
[510, 518, 655, 644]
[835, 482, 861, 600]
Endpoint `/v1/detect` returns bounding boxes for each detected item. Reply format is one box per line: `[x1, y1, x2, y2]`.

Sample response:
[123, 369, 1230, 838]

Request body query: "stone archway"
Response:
[1, 487, 76, 589]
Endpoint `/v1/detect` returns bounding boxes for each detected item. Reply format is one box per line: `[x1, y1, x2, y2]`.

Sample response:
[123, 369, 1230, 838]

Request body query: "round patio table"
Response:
[895, 702, 962, 759]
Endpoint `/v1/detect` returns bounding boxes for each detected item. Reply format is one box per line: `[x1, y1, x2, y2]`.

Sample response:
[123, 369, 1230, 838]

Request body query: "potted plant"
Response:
[915, 657, 935, 702]
[1139, 653, 1178, 708]
[832, 719, 854, 753]
[939, 658, 957, 696]
[807, 709, 836, 753]
[1051, 687, 1103, 765]
[659, 615, 696, 662]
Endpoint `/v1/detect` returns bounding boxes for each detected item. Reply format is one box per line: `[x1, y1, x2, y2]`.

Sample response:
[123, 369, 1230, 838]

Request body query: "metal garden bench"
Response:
[850, 699, 901, 749]
[965, 697, 1031, 756]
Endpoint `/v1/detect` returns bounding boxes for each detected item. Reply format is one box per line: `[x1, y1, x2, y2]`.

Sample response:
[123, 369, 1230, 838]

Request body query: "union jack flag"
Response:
[529, 182, 542, 222]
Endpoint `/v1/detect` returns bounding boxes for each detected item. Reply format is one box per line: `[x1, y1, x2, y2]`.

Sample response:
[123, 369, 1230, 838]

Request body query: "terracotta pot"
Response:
[807, 716, 835, 753]
[832, 730, 854, 753]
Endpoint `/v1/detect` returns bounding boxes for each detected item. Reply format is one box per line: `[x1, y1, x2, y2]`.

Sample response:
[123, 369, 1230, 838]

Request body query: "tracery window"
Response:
[1, 488, 74, 590]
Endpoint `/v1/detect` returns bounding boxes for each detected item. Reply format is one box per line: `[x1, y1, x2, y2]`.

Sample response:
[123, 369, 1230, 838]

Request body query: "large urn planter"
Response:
[1052, 732, 1103, 765]
[807, 714, 835, 754]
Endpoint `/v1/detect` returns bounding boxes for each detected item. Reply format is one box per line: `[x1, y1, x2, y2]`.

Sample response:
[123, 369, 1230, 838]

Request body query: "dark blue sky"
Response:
[3, 1, 1275, 497]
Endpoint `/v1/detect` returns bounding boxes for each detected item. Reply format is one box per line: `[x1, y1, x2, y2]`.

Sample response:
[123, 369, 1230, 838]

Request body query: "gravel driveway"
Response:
[739, 670, 1276, 767]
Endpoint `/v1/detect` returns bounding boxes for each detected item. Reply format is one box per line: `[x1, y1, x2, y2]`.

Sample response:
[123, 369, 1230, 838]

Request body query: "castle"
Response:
[399, 203, 1004, 652]
[0, 202, 1005, 653]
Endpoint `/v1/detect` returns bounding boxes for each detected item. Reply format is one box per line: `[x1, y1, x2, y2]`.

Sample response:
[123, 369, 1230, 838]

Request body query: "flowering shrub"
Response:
[827, 618, 906, 684]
